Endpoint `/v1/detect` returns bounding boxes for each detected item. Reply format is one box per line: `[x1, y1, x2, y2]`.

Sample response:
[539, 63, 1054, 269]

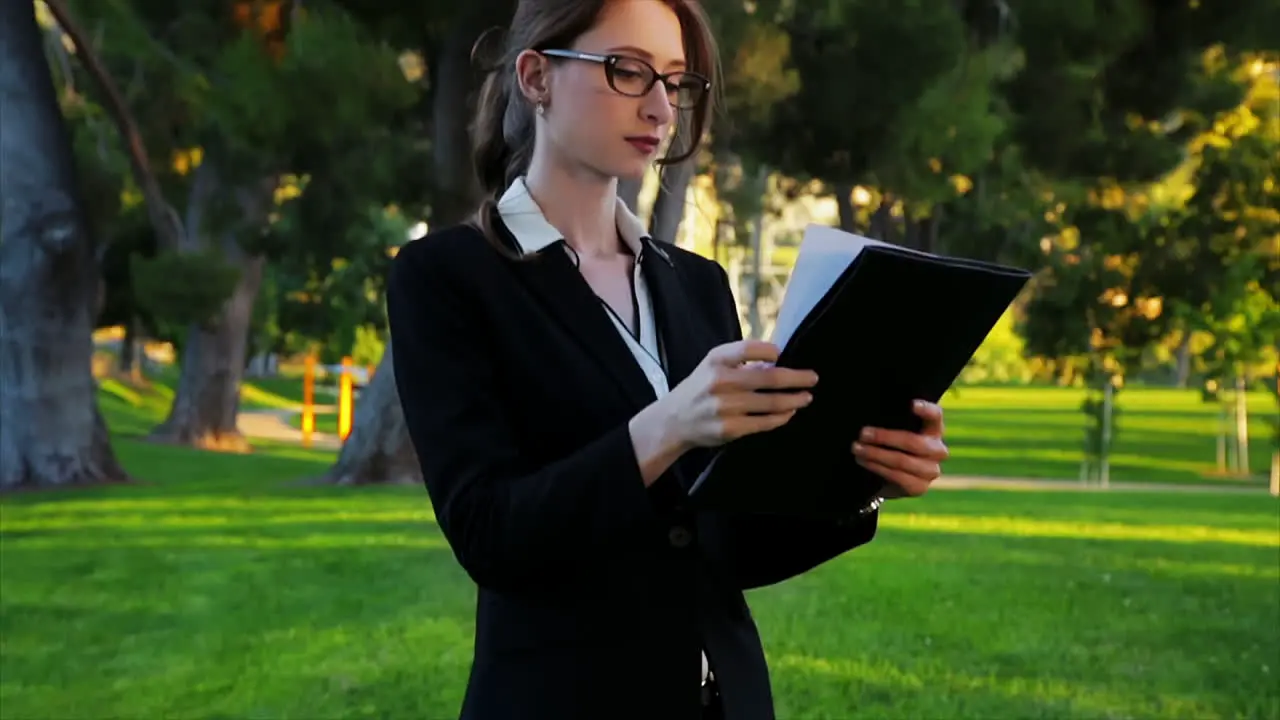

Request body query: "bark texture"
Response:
[320, 344, 420, 485]
[319, 7, 509, 483]
[0, 0, 128, 490]
[649, 160, 695, 244]
[147, 161, 270, 451]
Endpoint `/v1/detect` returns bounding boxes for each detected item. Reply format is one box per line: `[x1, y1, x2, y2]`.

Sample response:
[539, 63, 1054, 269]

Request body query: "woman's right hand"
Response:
[662, 339, 818, 450]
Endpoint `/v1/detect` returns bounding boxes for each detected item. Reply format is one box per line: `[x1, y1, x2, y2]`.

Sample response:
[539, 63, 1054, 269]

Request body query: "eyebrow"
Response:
[604, 45, 687, 69]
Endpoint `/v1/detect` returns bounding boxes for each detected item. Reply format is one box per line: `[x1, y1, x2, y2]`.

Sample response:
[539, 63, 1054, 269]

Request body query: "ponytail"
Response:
[470, 36, 537, 258]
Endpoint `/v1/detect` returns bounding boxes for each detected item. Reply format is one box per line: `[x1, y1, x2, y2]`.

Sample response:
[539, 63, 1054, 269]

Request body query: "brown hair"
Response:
[469, 0, 720, 255]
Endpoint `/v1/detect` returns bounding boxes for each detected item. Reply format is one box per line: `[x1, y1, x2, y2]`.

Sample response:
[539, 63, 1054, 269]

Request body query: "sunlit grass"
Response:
[17, 375, 1268, 717]
[97, 372, 1275, 486]
[939, 386, 1274, 484]
[280, 385, 1277, 484]
[2, 433, 1278, 720]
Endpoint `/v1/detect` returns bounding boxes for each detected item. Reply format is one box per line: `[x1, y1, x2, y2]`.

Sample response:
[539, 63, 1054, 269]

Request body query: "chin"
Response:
[613, 160, 651, 182]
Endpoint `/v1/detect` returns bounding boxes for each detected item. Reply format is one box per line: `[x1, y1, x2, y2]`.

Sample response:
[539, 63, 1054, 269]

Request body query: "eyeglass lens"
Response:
[607, 56, 705, 108]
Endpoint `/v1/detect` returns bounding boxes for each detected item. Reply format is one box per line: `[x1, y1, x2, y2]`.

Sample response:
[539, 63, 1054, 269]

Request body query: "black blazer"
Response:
[387, 216, 879, 720]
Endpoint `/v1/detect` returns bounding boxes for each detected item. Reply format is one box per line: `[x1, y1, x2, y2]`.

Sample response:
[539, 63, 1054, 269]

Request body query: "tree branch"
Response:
[43, 0, 184, 253]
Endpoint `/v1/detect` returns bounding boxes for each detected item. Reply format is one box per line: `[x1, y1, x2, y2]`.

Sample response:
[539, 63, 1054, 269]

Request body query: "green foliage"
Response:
[130, 248, 241, 328]
[751, 0, 973, 189]
[195, 7, 417, 178]
[350, 324, 385, 368]
[1001, 0, 1269, 184]
[959, 309, 1033, 384]
[877, 41, 1016, 205]
[254, 204, 406, 360]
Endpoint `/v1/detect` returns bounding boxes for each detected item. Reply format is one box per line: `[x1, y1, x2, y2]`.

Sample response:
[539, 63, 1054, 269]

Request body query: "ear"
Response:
[514, 50, 551, 105]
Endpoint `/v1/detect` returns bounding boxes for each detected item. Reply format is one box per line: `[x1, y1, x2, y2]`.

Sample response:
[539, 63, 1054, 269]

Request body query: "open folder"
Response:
[686, 224, 1033, 519]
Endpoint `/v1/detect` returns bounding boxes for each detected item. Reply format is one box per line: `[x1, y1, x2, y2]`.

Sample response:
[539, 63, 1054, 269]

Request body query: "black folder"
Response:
[686, 232, 1033, 519]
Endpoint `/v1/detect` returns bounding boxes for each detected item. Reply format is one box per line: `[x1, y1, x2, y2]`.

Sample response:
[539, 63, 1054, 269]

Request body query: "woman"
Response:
[387, 1, 950, 718]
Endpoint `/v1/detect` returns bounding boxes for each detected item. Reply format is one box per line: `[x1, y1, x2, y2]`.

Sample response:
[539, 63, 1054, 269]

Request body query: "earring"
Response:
[536, 99, 546, 116]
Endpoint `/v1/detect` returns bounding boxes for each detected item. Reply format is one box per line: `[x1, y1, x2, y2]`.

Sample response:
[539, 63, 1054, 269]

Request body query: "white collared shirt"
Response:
[497, 178, 669, 399]
[496, 177, 711, 687]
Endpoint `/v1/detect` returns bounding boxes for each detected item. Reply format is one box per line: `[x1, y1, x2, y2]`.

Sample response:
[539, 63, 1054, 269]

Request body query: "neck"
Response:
[524, 152, 621, 259]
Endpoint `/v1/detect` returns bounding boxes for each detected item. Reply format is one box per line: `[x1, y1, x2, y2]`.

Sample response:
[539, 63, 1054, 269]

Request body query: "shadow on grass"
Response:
[0, 501, 472, 719]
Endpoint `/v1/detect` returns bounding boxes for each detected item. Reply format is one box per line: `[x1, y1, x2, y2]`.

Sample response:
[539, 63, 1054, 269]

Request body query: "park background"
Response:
[1, 0, 1278, 718]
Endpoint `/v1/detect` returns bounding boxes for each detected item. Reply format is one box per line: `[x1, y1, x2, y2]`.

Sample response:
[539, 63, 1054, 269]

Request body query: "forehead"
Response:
[576, 0, 686, 66]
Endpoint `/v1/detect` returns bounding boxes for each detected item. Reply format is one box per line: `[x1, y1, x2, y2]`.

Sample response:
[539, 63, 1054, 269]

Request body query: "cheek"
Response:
[550, 92, 632, 151]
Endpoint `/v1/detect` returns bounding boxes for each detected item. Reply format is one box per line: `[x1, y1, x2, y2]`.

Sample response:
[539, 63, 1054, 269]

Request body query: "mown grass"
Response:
[938, 386, 1274, 484]
[280, 382, 1276, 484]
[1, 386, 1278, 719]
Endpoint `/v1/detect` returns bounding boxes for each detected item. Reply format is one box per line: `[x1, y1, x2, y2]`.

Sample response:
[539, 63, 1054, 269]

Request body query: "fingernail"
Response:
[861, 427, 874, 441]
[852, 442, 863, 453]
[914, 399, 925, 409]
[803, 393, 814, 405]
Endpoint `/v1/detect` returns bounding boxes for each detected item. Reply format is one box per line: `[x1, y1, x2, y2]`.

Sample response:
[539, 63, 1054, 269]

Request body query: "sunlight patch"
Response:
[880, 513, 1280, 547]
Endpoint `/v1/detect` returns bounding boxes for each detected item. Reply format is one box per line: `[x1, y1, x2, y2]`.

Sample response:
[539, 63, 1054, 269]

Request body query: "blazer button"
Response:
[668, 525, 693, 548]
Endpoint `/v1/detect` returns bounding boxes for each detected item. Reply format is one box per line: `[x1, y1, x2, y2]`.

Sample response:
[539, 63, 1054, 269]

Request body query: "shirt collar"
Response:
[497, 176, 651, 257]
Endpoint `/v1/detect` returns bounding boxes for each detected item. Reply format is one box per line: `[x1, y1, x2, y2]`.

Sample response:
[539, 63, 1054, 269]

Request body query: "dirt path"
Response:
[229, 413, 1273, 495]
[237, 407, 341, 450]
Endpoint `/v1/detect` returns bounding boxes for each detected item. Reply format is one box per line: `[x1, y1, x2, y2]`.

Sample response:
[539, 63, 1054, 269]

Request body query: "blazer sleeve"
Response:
[387, 242, 675, 593]
[703, 261, 880, 591]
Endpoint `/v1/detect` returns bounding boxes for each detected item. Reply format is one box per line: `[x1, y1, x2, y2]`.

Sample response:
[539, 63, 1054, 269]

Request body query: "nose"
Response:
[640, 80, 675, 127]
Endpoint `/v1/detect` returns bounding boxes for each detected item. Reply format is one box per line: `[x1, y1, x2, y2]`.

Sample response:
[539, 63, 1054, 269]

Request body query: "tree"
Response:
[746, 0, 1009, 240]
[0, 0, 128, 490]
[317, 0, 514, 485]
[59, 0, 421, 450]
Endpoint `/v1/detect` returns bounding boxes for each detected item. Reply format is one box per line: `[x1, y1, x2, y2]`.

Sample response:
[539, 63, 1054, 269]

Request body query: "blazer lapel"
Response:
[638, 239, 704, 389]
[509, 243, 659, 411]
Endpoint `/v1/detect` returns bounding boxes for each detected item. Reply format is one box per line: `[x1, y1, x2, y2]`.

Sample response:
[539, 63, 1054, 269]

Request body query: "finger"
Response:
[859, 427, 949, 461]
[856, 457, 933, 497]
[853, 441, 942, 480]
[722, 365, 819, 392]
[719, 390, 813, 416]
[724, 409, 798, 439]
[706, 339, 780, 367]
[912, 399, 945, 437]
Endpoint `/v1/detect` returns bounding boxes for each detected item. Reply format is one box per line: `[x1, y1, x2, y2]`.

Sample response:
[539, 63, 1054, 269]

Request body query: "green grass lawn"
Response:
[279, 384, 1275, 484]
[938, 386, 1274, 485]
[2, 430, 1277, 719]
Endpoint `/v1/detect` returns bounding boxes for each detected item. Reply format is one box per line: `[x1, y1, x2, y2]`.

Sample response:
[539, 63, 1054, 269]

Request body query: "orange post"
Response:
[301, 355, 315, 447]
[338, 356, 354, 441]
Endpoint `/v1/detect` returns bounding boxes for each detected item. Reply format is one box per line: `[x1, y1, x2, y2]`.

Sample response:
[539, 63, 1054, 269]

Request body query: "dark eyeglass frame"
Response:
[537, 48, 711, 109]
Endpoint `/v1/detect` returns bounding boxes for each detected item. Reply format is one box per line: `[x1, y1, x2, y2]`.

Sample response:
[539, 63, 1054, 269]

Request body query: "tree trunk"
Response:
[834, 183, 857, 232]
[320, 13, 504, 484]
[1234, 373, 1250, 475]
[429, 2, 508, 225]
[649, 160, 695, 243]
[1174, 333, 1192, 388]
[319, 343, 421, 485]
[0, 0, 128, 490]
[147, 160, 271, 450]
[618, 175, 643, 214]
[148, 254, 265, 451]
[868, 194, 893, 240]
[44, 0, 184, 252]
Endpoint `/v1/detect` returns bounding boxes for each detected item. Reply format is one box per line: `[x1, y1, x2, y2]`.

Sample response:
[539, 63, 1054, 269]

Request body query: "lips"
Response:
[626, 136, 660, 154]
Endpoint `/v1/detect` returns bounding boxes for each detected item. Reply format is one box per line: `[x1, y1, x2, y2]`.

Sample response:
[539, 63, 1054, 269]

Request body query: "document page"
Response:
[770, 225, 891, 350]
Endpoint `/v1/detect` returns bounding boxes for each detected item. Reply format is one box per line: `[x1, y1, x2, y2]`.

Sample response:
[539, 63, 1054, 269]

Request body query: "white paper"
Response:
[769, 224, 892, 350]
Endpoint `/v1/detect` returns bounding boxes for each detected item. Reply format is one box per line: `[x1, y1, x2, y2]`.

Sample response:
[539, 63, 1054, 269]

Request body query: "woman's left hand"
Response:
[852, 400, 949, 499]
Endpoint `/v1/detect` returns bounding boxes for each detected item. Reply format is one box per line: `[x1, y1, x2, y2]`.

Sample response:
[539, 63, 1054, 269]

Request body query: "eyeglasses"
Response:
[538, 49, 710, 110]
